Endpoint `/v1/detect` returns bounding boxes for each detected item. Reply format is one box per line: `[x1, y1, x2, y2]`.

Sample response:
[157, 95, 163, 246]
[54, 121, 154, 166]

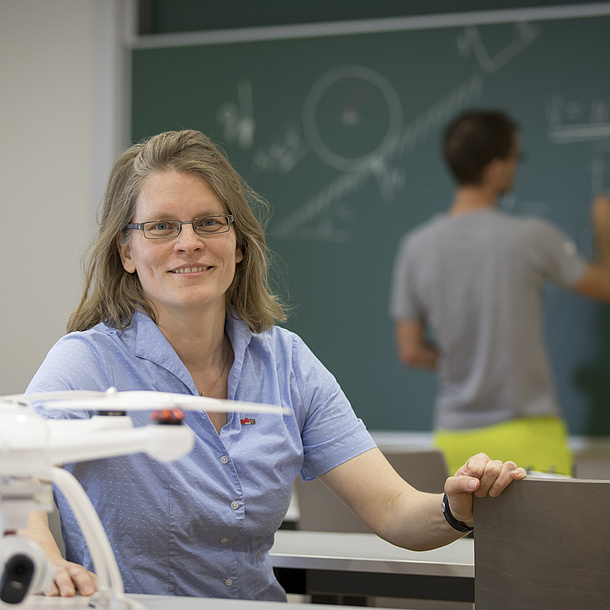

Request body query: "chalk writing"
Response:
[547, 95, 610, 143]
[216, 79, 255, 149]
[253, 123, 308, 173]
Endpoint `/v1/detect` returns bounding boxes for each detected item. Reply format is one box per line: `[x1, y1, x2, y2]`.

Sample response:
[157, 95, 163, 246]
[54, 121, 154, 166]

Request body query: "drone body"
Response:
[0, 389, 287, 608]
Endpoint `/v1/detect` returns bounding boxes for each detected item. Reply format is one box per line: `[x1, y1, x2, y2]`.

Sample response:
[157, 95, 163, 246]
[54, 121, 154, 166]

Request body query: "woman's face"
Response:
[118, 170, 243, 321]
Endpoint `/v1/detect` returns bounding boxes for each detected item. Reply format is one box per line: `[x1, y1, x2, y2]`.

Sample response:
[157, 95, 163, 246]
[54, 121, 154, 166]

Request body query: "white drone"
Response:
[0, 388, 288, 609]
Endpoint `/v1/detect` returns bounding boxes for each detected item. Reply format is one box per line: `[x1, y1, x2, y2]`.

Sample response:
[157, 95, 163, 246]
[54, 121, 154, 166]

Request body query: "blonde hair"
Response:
[68, 130, 287, 334]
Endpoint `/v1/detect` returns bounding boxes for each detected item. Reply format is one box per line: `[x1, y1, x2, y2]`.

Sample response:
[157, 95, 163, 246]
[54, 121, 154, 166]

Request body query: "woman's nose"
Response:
[174, 223, 204, 251]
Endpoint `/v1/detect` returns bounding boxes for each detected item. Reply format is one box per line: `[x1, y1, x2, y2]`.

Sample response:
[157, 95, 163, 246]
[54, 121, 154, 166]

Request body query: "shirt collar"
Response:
[131, 309, 254, 396]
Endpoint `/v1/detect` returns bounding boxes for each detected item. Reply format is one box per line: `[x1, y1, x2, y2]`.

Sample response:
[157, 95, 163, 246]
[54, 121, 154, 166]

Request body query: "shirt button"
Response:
[225, 578, 233, 587]
[230, 501, 239, 510]
[220, 537, 229, 544]
[220, 456, 229, 464]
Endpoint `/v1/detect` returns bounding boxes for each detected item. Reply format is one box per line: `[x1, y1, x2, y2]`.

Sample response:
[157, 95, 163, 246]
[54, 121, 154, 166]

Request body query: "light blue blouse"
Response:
[27, 311, 375, 600]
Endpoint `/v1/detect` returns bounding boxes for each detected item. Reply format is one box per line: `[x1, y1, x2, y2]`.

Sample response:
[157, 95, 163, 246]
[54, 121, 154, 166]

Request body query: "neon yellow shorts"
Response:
[434, 416, 573, 476]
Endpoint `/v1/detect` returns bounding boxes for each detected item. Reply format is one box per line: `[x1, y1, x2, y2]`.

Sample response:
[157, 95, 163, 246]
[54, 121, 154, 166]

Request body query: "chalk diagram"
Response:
[214, 23, 539, 242]
[303, 65, 403, 172]
[267, 23, 539, 242]
[304, 66, 405, 224]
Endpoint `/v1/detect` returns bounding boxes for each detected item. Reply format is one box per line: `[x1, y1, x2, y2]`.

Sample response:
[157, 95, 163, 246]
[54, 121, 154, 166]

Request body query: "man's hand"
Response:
[44, 558, 97, 597]
[444, 453, 527, 526]
[592, 193, 610, 239]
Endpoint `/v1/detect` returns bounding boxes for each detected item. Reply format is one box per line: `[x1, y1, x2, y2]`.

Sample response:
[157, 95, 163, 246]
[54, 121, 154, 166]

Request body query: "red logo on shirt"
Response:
[240, 417, 256, 425]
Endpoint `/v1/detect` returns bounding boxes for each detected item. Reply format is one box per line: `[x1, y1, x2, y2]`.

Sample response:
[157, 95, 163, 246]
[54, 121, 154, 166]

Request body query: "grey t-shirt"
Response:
[389, 209, 587, 430]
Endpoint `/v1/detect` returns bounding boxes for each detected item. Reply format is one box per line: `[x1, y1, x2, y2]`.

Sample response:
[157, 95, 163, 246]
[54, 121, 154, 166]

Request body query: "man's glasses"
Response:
[124, 215, 234, 239]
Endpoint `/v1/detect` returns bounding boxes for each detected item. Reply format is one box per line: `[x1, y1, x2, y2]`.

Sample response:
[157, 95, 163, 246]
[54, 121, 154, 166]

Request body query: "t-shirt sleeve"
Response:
[290, 335, 377, 481]
[529, 220, 587, 289]
[389, 233, 423, 320]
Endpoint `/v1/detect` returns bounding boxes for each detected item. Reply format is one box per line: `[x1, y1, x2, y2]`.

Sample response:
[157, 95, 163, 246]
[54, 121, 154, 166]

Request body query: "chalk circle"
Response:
[303, 65, 403, 172]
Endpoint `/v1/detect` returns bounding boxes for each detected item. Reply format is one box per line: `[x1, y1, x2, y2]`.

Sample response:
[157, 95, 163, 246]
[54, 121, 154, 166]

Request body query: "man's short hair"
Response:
[443, 110, 518, 185]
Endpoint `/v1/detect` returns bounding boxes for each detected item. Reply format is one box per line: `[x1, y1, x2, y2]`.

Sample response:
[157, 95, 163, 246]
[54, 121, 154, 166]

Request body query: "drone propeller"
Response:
[1, 390, 107, 405]
[1, 389, 289, 415]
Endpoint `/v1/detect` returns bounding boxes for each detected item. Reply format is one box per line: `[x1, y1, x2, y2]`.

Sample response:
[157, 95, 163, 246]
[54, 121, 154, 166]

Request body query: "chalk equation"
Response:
[547, 96, 610, 144]
[253, 122, 307, 174]
[547, 95, 610, 193]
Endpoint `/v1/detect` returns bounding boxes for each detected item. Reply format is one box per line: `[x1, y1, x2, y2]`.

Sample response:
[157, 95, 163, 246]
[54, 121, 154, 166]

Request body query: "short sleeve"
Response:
[389, 233, 423, 320]
[26, 334, 112, 420]
[290, 336, 376, 481]
[528, 220, 587, 289]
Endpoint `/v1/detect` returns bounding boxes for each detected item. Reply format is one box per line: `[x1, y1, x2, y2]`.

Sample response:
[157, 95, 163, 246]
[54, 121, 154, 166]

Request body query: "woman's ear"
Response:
[116, 234, 136, 273]
[235, 243, 244, 264]
[234, 233, 245, 264]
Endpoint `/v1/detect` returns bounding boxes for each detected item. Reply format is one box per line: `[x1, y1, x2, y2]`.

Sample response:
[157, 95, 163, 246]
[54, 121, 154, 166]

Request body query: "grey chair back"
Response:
[294, 448, 449, 533]
[474, 477, 610, 609]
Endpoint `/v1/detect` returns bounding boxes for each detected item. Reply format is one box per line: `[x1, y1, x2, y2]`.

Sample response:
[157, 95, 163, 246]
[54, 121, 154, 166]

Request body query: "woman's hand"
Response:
[444, 453, 527, 527]
[44, 557, 97, 597]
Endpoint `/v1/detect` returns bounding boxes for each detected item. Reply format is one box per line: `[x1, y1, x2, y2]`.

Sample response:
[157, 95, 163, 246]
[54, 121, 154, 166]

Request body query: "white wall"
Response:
[0, 0, 127, 393]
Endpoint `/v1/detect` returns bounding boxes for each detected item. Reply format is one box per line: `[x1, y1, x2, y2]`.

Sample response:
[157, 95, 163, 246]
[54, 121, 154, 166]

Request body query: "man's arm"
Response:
[395, 318, 438, 370]
[572, 194, 610, 302]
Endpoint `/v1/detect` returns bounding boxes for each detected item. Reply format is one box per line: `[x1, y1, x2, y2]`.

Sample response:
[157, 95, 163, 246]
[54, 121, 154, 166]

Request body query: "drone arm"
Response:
[46, 415, 134, 437]
[47, 424, 194, 466]
[47, 427, 144, 465]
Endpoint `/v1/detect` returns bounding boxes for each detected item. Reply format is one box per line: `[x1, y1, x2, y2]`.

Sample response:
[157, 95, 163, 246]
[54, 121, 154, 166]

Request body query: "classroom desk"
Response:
[14, 593, 404, 609]
[270, 530, 474, 603]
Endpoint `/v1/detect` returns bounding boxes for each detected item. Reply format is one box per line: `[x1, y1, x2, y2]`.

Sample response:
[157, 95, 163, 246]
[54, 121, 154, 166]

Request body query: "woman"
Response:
[27, 130, 525, 600]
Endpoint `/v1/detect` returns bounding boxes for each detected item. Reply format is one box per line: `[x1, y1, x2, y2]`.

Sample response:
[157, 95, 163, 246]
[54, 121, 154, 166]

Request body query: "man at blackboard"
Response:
[389, 109, 610, 476]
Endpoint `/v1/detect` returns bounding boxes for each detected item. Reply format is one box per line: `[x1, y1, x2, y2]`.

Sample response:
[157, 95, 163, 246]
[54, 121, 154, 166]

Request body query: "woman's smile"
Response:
[170, 265, 212, 274]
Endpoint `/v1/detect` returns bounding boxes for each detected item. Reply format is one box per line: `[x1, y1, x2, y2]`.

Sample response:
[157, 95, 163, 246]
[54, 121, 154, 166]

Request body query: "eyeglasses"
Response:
[124, 215, 234, 239]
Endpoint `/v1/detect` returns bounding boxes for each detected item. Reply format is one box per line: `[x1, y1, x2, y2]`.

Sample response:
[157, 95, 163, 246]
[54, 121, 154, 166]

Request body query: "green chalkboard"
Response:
[131, 9, 610, 434]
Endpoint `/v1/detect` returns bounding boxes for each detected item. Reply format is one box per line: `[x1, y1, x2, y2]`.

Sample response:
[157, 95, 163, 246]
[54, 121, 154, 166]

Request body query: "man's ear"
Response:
[482, 157, 503, 185]
[117, 234, 136, 273]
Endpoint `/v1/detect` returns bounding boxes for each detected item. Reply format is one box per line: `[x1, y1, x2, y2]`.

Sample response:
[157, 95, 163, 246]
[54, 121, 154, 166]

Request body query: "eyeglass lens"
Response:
[144, 216, 231, 238]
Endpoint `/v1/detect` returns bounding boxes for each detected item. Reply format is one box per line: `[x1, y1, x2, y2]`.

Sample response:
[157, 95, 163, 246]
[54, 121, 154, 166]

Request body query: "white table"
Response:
[270, 530, 474, 603]
[16, 533, 472, 609]
[17, 593, 409, 609]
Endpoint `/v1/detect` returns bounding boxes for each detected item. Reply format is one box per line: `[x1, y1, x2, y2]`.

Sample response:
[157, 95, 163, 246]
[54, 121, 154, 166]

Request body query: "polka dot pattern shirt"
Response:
[27, 311, 375, 600]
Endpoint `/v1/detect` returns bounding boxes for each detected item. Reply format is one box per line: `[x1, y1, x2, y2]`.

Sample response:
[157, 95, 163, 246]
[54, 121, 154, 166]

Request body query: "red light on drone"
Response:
[151, 408, 185, 425]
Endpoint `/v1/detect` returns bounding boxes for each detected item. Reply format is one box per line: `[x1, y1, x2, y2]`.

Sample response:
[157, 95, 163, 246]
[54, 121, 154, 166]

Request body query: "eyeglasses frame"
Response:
[124, 215, 234, 239]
